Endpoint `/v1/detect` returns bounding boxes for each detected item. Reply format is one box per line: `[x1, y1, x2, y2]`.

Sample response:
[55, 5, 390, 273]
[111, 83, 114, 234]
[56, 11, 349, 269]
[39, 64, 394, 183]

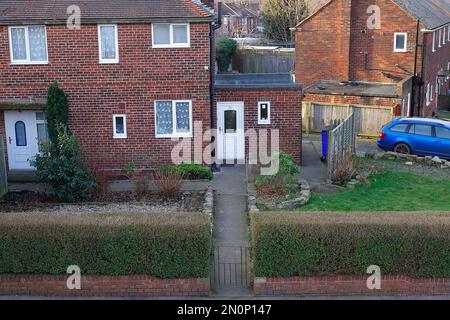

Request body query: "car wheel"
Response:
[394, 143, 411, 155]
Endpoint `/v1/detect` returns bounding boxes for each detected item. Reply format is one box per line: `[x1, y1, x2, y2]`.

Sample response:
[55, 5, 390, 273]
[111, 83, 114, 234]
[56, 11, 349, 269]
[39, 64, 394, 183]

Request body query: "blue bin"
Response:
[320, 130, 329, 161]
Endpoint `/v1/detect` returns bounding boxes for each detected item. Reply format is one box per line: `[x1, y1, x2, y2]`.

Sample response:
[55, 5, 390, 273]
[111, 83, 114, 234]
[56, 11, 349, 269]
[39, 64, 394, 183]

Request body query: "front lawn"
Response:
[299, 171, 450, 211]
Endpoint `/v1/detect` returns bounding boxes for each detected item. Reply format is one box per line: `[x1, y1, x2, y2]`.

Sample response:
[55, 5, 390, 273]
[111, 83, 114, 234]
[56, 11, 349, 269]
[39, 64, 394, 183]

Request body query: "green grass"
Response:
[299, 171, 450, 211]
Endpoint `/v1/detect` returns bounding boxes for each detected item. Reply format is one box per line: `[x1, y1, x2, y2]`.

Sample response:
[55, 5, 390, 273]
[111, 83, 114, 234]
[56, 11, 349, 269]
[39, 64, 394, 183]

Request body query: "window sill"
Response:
[155, 133, 193, 139]
[393, 50, 408, 53]
[152, 44, 191, 49]
[113, 135, 127, 139]
[10, 61, 49, 65]
[100, 60, 120, 64]
[258, 121, 271, 125]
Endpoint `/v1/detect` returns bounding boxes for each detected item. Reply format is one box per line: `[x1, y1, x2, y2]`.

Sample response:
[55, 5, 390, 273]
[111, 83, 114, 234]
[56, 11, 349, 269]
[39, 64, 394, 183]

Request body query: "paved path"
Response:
[212, 165, 251, 297]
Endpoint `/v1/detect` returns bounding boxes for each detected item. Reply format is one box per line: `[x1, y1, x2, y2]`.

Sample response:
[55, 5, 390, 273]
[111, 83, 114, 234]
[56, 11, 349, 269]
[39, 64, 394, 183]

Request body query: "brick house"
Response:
[216, 1, 259, 38]
[295, 0, 450, 135]
[0, 0, 302, 177]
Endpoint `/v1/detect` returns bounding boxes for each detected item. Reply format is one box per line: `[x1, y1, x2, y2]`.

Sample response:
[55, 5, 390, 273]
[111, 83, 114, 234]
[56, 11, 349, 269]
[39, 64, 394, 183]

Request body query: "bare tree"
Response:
[261, 0, 309, 42]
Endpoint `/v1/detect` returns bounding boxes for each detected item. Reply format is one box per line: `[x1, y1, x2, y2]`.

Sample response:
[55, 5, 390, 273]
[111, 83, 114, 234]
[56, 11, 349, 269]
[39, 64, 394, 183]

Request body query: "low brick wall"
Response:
[0, 274, 210, 297]
[254, 276, 450, 296]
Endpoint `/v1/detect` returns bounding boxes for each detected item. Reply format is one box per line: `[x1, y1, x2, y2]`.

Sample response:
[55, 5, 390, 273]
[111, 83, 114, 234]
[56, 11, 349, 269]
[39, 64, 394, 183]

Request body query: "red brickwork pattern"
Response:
[254, 276, 450, 296]
[0, 274, 210, 297]
[215, 88, 302, 164]
[0, 23, 212, 170]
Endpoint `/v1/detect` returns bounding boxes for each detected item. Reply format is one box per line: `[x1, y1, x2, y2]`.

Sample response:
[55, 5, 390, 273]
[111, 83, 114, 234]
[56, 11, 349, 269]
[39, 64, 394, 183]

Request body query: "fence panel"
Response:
[0, 134, 7, 197]
[305, 103, 394, 136]
[327, 113, 357, 181]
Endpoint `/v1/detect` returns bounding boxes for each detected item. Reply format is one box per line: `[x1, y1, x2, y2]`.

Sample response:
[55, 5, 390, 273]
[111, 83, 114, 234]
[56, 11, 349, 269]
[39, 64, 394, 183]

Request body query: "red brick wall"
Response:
[296, 0, 423, 86]
[0, 23, 212, 171]
[295, 0, 351, 88]
[215, 88, 302, 164]
[348, 0, 422, 83]
[0, 274, 209, 297]
[254, 276, 450, 296]
[420, 29, 450, 117]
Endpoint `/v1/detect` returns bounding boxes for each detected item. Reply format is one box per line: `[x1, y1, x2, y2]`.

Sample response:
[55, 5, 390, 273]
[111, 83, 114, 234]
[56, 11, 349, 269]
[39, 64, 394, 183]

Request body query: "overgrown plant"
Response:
[123, 162, 149, 196]
[88, 162, 111, 197]
[331, 145, 358, 185]
[216, 37, 238, 72]
[30, 124, 95, 202]
[164, 163, 213, 181]
[256, 152, 299, 194]
[152, 167, 184, 197]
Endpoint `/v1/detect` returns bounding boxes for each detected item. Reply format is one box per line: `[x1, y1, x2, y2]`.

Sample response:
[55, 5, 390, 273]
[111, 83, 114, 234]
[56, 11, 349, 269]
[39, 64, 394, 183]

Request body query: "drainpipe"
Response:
[210, 2, 222, 171]
[411, 19, 420, 117]
[418, 26, 427, 117]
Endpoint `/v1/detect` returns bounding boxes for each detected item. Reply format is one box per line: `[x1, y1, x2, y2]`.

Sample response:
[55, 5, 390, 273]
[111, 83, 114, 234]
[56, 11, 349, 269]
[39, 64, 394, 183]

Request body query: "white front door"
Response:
[4, 111, 47, 171]
[217, 102, 245, 162]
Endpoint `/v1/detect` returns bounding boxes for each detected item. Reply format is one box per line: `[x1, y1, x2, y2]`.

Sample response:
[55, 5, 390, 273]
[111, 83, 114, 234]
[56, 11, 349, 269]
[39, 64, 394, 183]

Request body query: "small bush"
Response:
[122, 162, 149, 196]
[0, 212, 212, 278]
[153, 167, 184, 196]
[331, 145, 358, 185]
[251, 212, 450, 278]
[30, 124, 95, 202]
[165, 163, 213, 181]
[88, 162, 111, 197]
[256, 152, 299, 194]
[216, 37, 237, 72]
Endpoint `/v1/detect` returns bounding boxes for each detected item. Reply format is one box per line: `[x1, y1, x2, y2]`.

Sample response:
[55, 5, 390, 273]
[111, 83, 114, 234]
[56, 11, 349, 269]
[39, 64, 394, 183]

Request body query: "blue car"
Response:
[377, 117, 450, 159]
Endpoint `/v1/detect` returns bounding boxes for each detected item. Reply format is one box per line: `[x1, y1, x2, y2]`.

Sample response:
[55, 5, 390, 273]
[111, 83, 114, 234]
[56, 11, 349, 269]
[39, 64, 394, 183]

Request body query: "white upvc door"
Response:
[4, 111, 42, 170]
[217, 102, 245, 162]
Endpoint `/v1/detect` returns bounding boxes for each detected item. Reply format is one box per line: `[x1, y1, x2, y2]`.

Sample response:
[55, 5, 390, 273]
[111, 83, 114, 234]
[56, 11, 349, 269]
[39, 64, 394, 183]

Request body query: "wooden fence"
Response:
[234, 48, 295, 74]
[303, 102, 394, 136]
[0, 134, 7, 197]
[327, 113, 357, 181]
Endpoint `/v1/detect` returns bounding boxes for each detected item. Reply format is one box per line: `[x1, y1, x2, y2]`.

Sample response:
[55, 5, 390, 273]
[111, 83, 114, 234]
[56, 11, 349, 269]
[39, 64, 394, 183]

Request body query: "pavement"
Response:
[211, 165, 252, 297]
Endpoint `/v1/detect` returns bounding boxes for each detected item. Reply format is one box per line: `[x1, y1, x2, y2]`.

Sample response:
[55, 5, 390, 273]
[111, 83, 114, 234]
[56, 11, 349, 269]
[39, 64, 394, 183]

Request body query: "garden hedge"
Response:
[0, 212, 211, 278]
[251, 212, 450, 278]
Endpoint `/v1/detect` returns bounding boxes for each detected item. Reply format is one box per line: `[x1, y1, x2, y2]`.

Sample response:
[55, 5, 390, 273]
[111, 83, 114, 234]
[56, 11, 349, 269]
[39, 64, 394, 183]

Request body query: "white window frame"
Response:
[154, 100, 193, 138]
[448, 26, 450, 42]
[438, 28, 442, 48]
[426, 83, 431, 106]
[257, 101, 271, 125]
[443, 27, 446, 45]
[113, 114, 127, 139]
[98, 24, 119, 64]
[8, 26, 48, 65]
[393, 32, 408, 52]
[152, 23, 190, 48]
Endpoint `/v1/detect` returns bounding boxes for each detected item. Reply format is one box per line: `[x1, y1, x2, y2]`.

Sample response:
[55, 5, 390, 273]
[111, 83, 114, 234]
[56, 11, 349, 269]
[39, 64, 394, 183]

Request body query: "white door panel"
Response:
[217, 102, 245, 162]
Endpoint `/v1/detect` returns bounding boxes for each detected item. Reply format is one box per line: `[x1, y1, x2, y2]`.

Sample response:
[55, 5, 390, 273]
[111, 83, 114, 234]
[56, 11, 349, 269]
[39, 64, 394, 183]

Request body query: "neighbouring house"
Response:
[295, 0, 450, 135]
[0, 0, 302, 180]
[217, 1, 259, 37]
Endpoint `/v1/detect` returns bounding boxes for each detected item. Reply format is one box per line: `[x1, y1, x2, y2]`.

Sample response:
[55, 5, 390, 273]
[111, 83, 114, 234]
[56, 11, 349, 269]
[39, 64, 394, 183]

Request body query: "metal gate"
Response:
[211, 245, 251, 288]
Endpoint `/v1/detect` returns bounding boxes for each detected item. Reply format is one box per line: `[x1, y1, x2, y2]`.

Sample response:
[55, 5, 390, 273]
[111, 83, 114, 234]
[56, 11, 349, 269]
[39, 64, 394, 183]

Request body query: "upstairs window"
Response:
[394, 32, 407, 52]
[155, 100, 192, 138]
[9, 26, 48, 64]
[152, 23, 190, 48]
[98, 24, 119, 63]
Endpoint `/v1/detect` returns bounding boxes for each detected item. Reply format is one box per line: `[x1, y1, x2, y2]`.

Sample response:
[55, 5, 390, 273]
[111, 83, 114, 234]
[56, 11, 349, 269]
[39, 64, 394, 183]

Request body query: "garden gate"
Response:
[211, 245, 251, 289]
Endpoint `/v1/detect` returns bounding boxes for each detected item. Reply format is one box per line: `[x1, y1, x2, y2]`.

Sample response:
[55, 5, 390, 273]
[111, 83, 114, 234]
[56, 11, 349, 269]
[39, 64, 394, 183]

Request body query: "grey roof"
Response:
[0, 0, 215, 25]
[305, 80, 399, 98]
[221, 3, 258, 18]
[215, 73, 301, 90]
[393, 0, 450, 30]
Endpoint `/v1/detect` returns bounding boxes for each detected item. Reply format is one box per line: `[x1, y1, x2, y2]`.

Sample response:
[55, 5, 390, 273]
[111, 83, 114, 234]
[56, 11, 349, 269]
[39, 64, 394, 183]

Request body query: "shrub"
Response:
[30, 124, 95, 202]
[331, 145, 358, 185]
[88, 162, 111, 197]
[47, 82, 69, 144]
[122, 162, 149, 196]
[256, 152, 299, 193]
[165, 163, 213, 181]
[0, 212, 212, 278]
[152, 167, 184, 196]
[216, 37, 237, 72]
[251, 212, 450, 278]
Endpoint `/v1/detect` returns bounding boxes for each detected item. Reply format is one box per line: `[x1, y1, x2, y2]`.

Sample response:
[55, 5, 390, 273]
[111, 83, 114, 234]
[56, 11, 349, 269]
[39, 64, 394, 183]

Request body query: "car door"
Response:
[433, 126, 450, 158]
[410, 124, 436, 156]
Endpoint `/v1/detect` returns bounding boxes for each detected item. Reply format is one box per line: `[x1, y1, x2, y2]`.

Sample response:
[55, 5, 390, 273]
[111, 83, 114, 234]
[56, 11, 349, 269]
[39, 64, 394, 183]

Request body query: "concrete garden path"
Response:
[212, 165, 252, 297]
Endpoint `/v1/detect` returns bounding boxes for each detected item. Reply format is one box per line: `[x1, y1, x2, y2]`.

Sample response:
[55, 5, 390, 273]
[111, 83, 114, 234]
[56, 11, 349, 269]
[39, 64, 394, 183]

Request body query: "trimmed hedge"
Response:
[0, 212, 211, 278]
[251, 212, 450, 278]
[165, 163, 213, 180]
